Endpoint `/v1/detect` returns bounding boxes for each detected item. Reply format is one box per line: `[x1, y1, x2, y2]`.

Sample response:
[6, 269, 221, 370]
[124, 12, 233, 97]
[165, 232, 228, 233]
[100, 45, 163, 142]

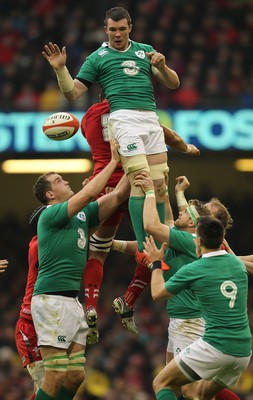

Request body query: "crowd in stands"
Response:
[0, 0, 253, 112]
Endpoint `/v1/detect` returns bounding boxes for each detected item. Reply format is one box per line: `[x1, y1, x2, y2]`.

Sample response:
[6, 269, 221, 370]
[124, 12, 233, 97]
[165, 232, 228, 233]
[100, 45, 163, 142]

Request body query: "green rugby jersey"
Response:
[76, 40, 157, 112]
[164, 228, 201, 319]
[165, 251, 252, 357]
[33, 201, 99, 295]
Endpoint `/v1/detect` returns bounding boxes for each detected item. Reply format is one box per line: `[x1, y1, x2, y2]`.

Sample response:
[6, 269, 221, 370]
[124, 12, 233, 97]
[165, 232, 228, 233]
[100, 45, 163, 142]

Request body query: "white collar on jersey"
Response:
[102, 40, 132, 52]
[202, 250, 227, 258]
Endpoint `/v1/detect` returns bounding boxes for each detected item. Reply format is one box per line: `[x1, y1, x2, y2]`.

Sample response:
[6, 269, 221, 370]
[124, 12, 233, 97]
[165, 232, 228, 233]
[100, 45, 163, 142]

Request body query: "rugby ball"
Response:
[42, 112, 80, 141]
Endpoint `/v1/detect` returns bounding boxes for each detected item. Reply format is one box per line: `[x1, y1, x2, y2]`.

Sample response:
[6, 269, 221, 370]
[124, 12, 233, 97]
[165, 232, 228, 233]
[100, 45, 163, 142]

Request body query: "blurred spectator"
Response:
[0, 0, 252, 110]
[38, 80, 63, 111]
[172, 75, 201, 109]
[14, 83, 40, 111]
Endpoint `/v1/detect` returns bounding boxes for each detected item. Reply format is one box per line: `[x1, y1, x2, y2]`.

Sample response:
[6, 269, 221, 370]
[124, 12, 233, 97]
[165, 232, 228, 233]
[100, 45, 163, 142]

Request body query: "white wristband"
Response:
[55, 66, 75, 93]
[176, 191, 188, 207]
[111, 240, 127, 253]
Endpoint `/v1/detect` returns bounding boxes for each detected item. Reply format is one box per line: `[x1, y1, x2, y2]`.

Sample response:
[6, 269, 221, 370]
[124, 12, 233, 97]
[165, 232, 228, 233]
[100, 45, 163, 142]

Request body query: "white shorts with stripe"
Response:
[108, 109, 167, 156]
[167, 317, 205, 355]
[31, 294, 88, 349]
[175, 337, 251, 387]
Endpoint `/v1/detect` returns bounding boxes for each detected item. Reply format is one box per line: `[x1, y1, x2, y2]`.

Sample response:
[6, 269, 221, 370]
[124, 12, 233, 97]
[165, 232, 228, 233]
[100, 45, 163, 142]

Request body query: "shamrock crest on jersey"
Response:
[121, 60, 140, 76]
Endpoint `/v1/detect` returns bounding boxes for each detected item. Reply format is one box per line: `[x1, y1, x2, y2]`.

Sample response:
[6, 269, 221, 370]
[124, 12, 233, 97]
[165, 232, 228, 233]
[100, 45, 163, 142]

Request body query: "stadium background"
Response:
[0, 0, 253, 399]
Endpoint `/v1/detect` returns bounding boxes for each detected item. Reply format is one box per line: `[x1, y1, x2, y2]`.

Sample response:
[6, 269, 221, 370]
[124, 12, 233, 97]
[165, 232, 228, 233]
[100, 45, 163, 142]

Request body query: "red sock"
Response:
[84, 258, 103, 309]
[124, 263, 151, 308]
[215, 389, 240, 400]
[30, 394, 36, 400]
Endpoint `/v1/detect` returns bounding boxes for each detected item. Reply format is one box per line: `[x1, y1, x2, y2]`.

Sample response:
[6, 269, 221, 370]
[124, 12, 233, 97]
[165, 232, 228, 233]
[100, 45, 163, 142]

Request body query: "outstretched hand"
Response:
[42, 42, 67, 70]
[143, 235, 167, 262]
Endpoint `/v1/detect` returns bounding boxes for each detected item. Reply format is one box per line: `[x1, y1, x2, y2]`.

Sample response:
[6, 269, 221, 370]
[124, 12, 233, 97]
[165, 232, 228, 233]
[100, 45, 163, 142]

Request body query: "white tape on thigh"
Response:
[122, 154, 150, 175]
[68, 351, 86, 371]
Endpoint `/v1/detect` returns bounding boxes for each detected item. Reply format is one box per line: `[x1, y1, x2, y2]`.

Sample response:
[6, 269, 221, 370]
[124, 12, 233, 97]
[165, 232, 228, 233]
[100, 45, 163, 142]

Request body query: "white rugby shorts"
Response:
[175, 337, 251, 387]
[167, 317, 205, 355]
[108, 109, 167, 156]
[31, 294, 88, 349]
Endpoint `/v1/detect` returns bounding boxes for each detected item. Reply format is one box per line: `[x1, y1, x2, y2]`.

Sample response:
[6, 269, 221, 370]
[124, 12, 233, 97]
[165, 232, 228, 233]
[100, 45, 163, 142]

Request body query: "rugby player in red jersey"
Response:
[15, 206, 46, 400]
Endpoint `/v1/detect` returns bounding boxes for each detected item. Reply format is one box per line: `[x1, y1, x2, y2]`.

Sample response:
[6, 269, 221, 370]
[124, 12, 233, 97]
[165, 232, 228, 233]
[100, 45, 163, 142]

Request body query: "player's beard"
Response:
[174, 219, 188, 230]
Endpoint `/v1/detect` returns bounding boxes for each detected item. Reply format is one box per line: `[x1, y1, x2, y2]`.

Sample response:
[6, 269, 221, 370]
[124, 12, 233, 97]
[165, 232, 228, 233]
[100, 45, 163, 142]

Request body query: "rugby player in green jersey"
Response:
[42, 7, 180, 297]
[30, 139, 129, 400]
[143, 217, 251, 400]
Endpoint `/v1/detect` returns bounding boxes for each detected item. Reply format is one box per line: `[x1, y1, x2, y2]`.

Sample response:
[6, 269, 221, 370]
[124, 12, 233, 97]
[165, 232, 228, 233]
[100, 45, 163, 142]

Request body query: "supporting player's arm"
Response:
[222, 240, 253, 275]
[175, 176, 190, 212]
[143, 236, 171, 301]
[134, 172, 171, 243]
[68, 139, 120, 217]
[162, 125, 200, 156]
[146, 51, 180, 89]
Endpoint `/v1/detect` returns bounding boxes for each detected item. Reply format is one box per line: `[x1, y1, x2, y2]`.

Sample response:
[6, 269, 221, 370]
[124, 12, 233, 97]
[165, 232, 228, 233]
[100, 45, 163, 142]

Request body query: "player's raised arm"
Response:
[162, 124, 200, 155]
[42, 42, 88, 101]
[146, 51, 180, 89]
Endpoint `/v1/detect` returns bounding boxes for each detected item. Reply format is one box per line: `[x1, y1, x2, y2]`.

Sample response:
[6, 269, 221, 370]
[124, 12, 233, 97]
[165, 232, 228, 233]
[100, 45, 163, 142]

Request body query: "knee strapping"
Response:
[27, 360, 45, 392]
[149, 162, 169, 180]
[89, 233, 114, 253]
[122, 154, 150, 175]
[43, 352, 69, 372]
[67, 351, 86, 371]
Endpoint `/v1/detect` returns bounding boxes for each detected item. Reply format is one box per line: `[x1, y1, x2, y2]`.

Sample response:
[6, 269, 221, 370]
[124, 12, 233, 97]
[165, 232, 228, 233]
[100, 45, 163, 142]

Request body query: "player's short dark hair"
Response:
[104, 7, 132, 26]
[196, 216, 224, 249]
[207, 197, 233, 232]
[29, 205, 47, 236]
[33, 172, 55, 204]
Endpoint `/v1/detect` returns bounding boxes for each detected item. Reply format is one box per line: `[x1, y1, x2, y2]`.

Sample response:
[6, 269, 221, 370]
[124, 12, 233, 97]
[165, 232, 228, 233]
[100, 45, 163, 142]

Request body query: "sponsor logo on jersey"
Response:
[77, 212, 86, 222]
[98, 49, 109, 57]
[121, 60, 140, 76]
[58, 335, 66, 343]
[135, 50, 145, 59]
[127, 143, 138, 151]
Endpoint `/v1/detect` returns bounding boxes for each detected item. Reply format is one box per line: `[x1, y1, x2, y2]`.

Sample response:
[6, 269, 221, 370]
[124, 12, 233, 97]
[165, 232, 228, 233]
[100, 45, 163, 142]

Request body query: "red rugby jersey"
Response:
[81, 100, 123, 187]
[19, 236, 38, 320]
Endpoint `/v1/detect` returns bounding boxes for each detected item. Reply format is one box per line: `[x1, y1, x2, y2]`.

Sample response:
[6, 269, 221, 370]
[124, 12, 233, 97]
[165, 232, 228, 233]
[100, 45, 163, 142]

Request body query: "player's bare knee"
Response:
[43, 352, 68, 388]
[153, 375, 164, 393]
[66, 351, 86, 389]
[154, 179, 167, 201]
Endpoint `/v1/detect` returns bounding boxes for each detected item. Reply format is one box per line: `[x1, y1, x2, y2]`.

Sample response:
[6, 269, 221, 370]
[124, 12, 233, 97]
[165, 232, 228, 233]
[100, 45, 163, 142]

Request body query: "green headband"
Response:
[187, 205, 200, 226]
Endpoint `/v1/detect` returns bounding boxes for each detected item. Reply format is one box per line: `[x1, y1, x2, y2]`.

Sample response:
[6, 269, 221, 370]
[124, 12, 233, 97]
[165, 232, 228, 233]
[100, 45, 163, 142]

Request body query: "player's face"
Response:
[174, 208, 192, 229]
[104, 18, 132, 51]
[47, 174, 74, 203]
